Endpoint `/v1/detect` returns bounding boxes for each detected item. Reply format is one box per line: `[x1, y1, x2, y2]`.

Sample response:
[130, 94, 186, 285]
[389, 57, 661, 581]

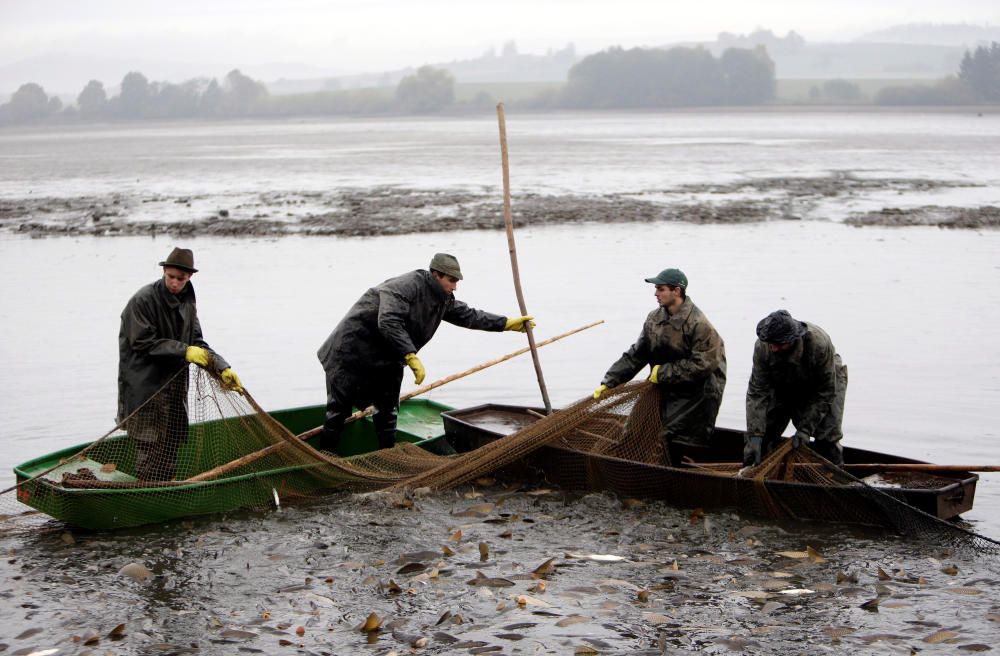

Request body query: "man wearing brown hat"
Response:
[118, 247, 242, 480]
[744, 309, 847, 466]
[317, 253, 534, 454]
[594, 268, 727, 458]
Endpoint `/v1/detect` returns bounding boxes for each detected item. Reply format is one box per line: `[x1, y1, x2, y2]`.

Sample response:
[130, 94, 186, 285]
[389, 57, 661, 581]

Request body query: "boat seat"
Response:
[42, 457, 138, 484]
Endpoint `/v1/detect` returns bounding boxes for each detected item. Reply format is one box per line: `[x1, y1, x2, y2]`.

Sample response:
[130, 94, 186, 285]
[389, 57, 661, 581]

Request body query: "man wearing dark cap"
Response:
[594, 268, 727, 456]
[118, 247, 242, 480]
[317, 253, 534, 454]
[744, 309, 848, 466]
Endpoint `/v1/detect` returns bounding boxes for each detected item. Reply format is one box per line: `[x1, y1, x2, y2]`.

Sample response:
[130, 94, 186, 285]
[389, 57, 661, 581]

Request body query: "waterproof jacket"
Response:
[746, 322, 845, 439]
[117, 279, 229, 421]
[602, 297, 727, 400]
[318, 269, 506, 371]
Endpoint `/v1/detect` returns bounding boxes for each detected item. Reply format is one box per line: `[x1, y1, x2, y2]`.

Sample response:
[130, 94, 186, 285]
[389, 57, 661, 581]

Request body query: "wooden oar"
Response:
[688, 461, 1000, 473]
[796, 463, 1000, 473]
[497, 102, 552, 414]
[186, 320, 603, 483]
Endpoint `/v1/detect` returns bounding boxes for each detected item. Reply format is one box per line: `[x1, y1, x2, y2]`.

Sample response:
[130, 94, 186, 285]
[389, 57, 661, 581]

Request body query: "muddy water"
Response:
[3, 486, 1000, 655]
[2, 112, 1000, 652]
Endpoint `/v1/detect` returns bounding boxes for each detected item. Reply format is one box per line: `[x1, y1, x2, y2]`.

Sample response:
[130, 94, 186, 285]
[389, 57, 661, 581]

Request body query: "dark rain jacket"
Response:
[317, 269, 506, 373]
[602, 298, 727, 442]
[117, 279, 229, 421]
[746, 322, 846, 440]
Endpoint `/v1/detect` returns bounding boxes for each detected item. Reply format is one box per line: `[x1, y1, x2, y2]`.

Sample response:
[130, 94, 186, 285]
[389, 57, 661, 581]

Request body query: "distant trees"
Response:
[809, 79, 864, 103]
[874, 77, 974, 105]
[395, 66, 455, 113]
[562, 45, 775, 107]
[959, 42, 1000, 102]
[77, 80, 108, 117]
[0, 83, 62, 122]
[720, 47, 775, 104]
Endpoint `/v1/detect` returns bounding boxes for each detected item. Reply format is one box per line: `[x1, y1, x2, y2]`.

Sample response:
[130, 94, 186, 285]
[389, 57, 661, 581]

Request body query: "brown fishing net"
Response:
[2, 370, 998, 555]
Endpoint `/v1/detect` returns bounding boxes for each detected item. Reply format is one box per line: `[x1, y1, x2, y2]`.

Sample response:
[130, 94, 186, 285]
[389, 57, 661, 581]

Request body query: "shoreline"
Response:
[2, 175, 998, 238]
[1, 104, 998, 134]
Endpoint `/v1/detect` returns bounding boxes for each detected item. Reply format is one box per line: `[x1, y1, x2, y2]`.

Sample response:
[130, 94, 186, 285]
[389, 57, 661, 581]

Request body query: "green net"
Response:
[2, 370, 997, 556]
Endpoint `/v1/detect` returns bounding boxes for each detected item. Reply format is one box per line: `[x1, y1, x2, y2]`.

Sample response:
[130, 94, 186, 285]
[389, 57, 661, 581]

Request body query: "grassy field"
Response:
[454, 81, 562, 103]
[775, 78, 926, 103]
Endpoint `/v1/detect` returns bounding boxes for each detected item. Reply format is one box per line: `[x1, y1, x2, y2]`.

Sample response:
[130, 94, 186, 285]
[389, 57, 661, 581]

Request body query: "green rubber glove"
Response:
[219, 368, 244, 394]
[504, 315, 535, 332]
[185, 345, 210, 368]
[593, 384, 608, 400]
[404, 353, 426, 385]
[648, 364, 662, 384]
[791, 430, 810, 448]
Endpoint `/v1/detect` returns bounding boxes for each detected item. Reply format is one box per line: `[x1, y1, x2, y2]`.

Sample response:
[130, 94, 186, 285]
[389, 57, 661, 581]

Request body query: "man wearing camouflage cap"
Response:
[317, 253, 534, 454]
[594, 268, 727, 455]
[744, 309, 848, 466]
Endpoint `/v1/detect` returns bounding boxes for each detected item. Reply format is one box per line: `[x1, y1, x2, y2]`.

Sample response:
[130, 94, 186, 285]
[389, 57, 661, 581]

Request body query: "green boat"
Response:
[12, 399, 452, 530]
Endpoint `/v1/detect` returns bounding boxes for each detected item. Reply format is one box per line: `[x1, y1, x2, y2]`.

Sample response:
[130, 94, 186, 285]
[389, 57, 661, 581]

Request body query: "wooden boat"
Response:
[440, 403, 979, 524]
[12, 399, 453, 530]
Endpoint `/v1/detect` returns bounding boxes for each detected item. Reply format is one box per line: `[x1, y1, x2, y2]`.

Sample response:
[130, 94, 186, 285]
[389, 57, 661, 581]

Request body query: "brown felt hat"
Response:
[159, 247, 198, 273]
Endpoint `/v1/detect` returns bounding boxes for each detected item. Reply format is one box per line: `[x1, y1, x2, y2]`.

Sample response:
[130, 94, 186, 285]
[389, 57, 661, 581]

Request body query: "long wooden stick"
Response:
[801, 463, 1000, 473]
[688, 461, 1000, 473]
[186, 320, 603, 482]
[497, 102, 552, 414]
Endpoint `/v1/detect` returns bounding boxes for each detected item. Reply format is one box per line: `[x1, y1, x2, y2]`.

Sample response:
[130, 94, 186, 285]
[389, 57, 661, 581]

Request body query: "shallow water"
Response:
[1, 112, 999, 652]
[2, 486, 1000, 655]
[2, 221, 998, 533]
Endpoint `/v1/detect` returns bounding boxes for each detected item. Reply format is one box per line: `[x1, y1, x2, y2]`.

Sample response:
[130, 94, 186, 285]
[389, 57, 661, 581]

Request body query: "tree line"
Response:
[3, 41, 995, 124]
[560, 45, 775, 107]
[0, 66, 457, 124]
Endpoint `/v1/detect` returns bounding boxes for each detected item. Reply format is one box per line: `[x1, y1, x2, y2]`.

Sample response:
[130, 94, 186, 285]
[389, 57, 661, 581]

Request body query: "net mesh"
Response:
[2, 369, 997, 555]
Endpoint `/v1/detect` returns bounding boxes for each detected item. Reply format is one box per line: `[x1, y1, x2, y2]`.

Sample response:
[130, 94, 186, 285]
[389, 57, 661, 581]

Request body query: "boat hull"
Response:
[14, 399, 452, 530]
[441, 404, 978, 523]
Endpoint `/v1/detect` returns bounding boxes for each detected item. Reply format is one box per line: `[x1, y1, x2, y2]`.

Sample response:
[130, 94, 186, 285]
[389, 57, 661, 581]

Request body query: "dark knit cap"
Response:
[756, 309, 807, 344]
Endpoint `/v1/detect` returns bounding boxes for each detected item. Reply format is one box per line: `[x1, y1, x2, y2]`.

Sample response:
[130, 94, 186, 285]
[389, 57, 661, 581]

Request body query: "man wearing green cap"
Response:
[744, 309, 847, 466]
[118, 247, 242, 481]
[317, 253, 534, 454]
[594, 268, 727, 456]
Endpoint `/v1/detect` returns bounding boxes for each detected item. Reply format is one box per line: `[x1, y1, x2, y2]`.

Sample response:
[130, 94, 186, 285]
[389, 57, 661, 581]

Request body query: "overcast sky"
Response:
[2, 0, 998, 76]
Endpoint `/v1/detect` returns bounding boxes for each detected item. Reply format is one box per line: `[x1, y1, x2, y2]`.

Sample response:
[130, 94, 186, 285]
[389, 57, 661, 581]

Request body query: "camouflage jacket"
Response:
[318, 269, 506, 371]
[746, 322, 845, 438]
[117, 279, 228, 421]
[602, 297, 727, 398]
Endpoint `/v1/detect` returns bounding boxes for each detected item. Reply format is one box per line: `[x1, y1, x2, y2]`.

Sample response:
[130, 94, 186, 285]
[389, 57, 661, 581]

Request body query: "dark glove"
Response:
[743, 436, 763, 466]
[791, 430, 810, 448]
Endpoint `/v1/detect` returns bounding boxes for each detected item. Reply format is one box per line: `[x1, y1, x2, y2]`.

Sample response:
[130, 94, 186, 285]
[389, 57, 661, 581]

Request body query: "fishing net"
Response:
[2, 370, 997, 555]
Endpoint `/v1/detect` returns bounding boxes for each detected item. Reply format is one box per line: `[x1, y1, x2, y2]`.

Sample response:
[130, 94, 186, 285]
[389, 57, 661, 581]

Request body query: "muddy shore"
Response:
[2, 484, 999, 655]
[2, 175, 996, 238]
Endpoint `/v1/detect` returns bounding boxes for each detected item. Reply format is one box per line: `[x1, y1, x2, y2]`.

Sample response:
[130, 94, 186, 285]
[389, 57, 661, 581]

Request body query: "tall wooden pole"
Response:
[497, 102, 552, 414]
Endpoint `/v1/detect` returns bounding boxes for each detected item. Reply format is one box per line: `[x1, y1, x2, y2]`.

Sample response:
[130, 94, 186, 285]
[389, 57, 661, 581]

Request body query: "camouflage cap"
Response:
[644, 268, 687, 289]
[429, 253, 463, 280]
[756, 309, 808, 344]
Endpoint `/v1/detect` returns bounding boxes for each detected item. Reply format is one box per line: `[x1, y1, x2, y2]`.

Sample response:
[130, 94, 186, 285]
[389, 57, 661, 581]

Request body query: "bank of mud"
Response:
[2, 175, 996, 238]
[2, 483, 999, 655]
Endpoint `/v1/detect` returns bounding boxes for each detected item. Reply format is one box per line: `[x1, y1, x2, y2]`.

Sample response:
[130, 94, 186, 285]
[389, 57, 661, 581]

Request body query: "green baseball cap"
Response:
[644, 268, 687, 288]
[429, 253, 463, 280]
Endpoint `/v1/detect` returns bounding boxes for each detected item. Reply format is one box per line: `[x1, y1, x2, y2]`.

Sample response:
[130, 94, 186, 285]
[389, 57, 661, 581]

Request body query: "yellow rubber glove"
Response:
[404, 353, 426, 385]
[648, 364, 662, 384]
[185, 345, 211, 368]
[593, 384, 608, 399]
[219, 368, 244, 394]
[504, 315, 536, 332]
